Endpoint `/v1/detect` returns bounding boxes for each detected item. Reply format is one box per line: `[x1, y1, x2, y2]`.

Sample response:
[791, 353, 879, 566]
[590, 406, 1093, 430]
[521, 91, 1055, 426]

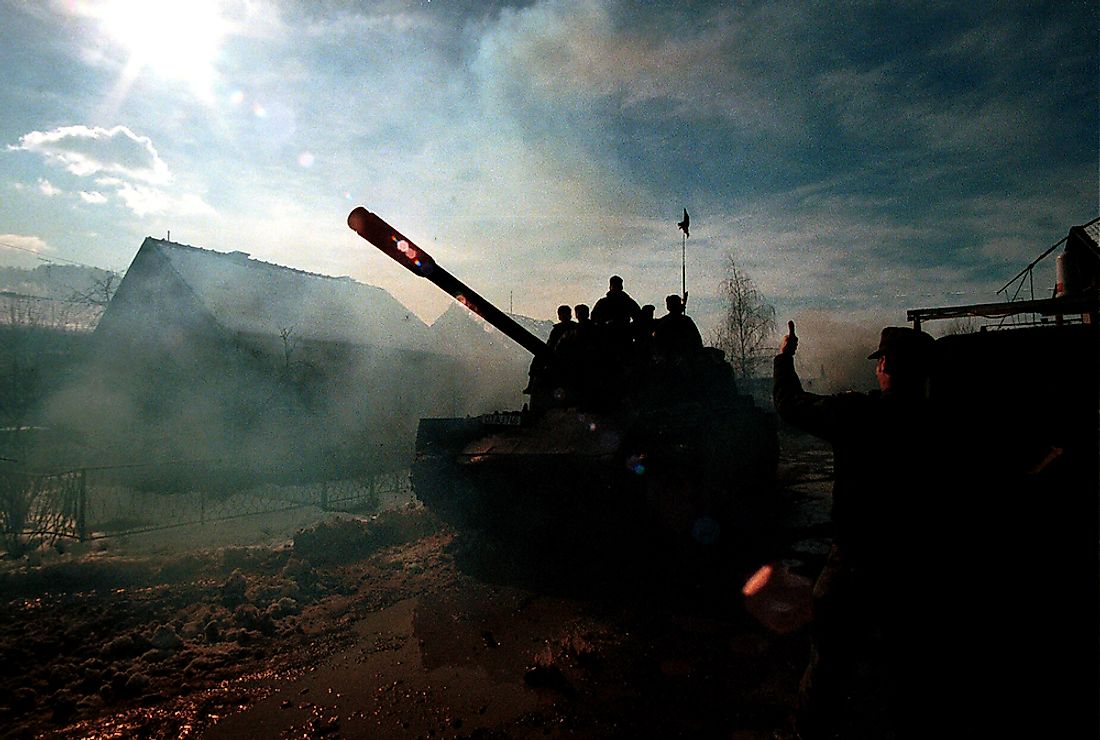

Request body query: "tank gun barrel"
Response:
[348, 207, 547, 357]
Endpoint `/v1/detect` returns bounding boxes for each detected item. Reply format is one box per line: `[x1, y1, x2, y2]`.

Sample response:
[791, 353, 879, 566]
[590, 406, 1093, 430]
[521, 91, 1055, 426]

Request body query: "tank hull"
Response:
[411, 401, 779, 553]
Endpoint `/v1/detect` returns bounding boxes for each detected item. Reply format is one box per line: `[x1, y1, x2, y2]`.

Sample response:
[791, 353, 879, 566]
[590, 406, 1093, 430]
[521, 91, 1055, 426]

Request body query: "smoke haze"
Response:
[786, 311, 882, 394]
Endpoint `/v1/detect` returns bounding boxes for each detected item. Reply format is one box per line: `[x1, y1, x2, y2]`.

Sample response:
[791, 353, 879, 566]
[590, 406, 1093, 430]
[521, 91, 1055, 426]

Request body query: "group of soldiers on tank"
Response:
[527, 275, 703, 408]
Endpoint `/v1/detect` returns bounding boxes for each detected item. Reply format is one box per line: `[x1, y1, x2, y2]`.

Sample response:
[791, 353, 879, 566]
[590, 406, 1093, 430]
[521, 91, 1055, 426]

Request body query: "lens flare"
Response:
[742, 564, 773, 596]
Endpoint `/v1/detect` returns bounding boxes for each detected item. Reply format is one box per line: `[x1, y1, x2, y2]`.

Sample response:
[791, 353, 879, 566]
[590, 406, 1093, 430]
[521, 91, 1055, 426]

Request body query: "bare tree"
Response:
[279, 326, 298, 370]
[943, 316, 980, 336]
[69, 271, 120, 329]
[711, 255, 776, 380]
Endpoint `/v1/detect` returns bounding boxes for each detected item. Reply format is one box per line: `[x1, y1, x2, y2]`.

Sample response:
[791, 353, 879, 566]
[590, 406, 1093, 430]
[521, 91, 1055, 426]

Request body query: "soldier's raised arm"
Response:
[779, 320, 798, 356]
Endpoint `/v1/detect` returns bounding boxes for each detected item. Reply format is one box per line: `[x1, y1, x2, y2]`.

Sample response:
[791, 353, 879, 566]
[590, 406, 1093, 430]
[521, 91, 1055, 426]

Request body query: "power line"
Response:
[0, 289, 102, 305]
[0, 240, 116, 272]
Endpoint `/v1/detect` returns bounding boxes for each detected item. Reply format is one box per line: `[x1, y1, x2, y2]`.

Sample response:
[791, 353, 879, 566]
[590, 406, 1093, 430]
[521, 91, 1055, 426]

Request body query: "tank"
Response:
[348, 207, 779, 554]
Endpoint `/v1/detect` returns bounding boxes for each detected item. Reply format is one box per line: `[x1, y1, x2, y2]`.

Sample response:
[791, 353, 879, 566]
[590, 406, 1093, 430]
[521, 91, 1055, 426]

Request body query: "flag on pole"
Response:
[678, 208, 689, 307]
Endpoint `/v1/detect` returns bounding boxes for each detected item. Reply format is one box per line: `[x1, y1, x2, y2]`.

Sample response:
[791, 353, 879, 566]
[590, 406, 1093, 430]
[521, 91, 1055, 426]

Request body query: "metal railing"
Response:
[0, 459, 411, 554]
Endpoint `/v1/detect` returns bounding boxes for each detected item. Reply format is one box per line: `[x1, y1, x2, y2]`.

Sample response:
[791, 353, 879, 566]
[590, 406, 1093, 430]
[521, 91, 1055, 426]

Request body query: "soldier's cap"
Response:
[867, 326, 935, 360]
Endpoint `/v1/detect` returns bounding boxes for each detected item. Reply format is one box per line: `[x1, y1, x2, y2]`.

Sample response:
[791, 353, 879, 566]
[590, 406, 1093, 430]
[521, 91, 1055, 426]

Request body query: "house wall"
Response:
[46, 239, 463, 483]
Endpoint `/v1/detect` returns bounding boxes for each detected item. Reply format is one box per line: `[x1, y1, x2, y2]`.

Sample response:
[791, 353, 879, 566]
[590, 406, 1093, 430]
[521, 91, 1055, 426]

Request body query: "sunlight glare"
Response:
[96, 0, 229, 94]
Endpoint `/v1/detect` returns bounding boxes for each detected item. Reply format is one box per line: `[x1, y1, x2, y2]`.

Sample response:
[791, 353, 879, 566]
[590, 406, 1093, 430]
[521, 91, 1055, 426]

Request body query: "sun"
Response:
[94, 0, 230, 97]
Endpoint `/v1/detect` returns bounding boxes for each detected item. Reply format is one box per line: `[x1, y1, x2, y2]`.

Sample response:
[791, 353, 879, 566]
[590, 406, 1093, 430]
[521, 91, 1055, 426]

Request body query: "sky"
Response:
[0, 0, 1096, 337]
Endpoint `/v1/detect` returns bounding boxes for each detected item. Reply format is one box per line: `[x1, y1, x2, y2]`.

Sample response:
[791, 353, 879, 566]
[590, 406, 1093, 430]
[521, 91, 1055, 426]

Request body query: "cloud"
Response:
[817, 64, 1039, 159]
[10, 124, 216, 217]
[476, 2, 798, 133]
[0, 233, 52, 254]
[307, 1, 1094, 330]
[11, 124, 171, 184]
[111, 181, 216, 218]
[37, 178, 61, 196]
[685, 185, 1010, 332]
[289, 1, 1079, 323]
[1, 0, 1085, 331]
[0, 233, 55, 268]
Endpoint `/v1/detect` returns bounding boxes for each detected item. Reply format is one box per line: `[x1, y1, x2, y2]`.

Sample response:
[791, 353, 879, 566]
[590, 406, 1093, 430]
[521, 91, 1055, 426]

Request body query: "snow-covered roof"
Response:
[1078, 218, 1099, 248]
[149, 238, 431, 351]
[429, 302, 552, 351]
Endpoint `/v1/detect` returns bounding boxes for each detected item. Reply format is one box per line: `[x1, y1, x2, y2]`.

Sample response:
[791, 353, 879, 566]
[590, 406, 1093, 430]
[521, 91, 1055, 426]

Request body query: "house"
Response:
[66, 237, 461, 480]
[428, 303, 552, 415]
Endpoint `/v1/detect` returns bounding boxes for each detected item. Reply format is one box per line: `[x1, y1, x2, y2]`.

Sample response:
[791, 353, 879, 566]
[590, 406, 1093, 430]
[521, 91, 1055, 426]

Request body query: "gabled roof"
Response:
[144, 238, 431, 351]
[1081, 219, 1099, 245]
[1074, 218, 1099, 253]
[429, 302, 552, 355]
[507, 311, 554, 342]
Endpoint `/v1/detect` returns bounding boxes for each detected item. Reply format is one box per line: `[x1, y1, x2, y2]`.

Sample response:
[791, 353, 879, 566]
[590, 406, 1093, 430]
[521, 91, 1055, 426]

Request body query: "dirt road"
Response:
[0, 433, 835, 739]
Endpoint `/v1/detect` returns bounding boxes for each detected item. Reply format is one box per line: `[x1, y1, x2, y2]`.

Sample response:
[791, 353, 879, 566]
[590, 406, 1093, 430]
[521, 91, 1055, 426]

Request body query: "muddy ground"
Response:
[0, 433, 868, 739]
